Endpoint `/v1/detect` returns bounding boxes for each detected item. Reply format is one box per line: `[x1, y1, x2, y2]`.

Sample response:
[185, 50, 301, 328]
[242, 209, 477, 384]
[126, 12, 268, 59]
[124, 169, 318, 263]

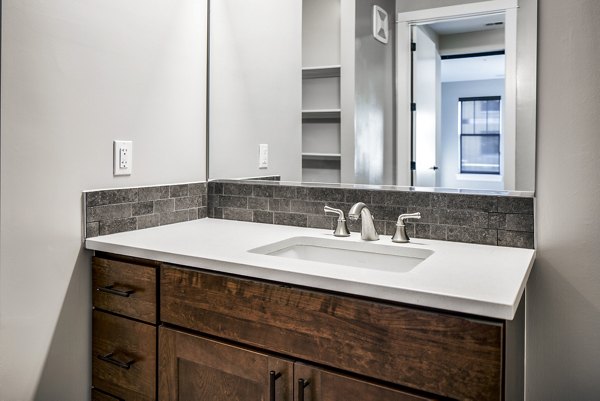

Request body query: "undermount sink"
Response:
[249, 236, 433, 273]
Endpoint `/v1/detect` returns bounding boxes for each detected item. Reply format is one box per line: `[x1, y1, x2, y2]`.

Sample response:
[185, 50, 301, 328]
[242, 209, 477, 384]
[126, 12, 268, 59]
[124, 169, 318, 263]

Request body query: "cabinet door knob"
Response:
[297, 378, 310, 401]
[269, 371, 282, 401]
[96, 284, 135, 297]
[97, 352, 135, 370]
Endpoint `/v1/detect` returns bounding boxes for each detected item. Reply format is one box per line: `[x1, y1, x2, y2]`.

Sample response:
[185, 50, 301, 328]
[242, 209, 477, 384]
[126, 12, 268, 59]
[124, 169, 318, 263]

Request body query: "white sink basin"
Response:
[249, 236, 433, 273]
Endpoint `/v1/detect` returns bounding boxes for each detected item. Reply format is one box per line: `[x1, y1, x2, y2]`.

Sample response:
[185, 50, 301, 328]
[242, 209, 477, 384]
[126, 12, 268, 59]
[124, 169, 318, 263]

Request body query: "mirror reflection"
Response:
[412, 14, 508, 190]
[208, 0, 536, 192]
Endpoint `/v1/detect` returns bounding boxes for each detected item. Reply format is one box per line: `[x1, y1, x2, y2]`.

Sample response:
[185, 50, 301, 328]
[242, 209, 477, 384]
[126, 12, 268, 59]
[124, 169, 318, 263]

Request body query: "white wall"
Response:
[527, 0, 600, 399]
[209, 0, 302, 181]
[0, 1, 207, 399]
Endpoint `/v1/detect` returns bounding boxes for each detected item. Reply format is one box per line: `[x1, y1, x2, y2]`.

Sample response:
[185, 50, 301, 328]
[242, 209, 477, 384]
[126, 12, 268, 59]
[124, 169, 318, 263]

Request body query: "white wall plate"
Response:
[373, 5, 389, 44]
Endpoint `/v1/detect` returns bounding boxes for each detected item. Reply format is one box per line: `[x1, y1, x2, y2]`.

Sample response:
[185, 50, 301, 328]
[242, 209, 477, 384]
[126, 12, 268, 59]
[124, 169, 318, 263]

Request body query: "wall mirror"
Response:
[208, 0, 537, 193]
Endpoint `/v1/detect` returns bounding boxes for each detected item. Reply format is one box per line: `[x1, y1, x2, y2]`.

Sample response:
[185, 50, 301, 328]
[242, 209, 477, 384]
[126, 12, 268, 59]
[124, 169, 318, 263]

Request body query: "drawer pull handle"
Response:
[97, 284, 135, 297]
[97, 352, 135, 370]
[298, 378, 310, 401]
[269, 371, 282, 401]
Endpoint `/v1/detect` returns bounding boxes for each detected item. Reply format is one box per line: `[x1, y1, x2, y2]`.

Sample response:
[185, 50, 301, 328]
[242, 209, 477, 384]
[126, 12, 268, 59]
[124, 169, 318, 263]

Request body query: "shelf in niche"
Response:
[302, 165, 341, 183]
[302, 152, 341, 161]
[302, 109, 341, 121]
[302, 65, 341, 79]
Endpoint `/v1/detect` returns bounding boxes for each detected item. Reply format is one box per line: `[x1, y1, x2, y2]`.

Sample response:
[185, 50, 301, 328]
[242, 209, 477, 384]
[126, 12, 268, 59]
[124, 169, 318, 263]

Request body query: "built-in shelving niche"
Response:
[301, 66, 341, 182]
[302, 65, 341, 79]
[302, 0, 343, 183]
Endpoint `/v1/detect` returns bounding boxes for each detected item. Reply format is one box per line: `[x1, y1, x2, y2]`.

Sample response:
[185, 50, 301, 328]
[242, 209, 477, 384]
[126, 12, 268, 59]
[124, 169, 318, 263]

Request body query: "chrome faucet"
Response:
[324, 206, 350, 237]
[348, 202, 379, 241]
[392, 212, 421, 243]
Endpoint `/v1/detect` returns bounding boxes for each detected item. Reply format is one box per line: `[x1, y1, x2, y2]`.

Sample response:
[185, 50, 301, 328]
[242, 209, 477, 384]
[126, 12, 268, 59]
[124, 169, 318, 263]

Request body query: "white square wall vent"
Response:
[373, 5, 389, 44]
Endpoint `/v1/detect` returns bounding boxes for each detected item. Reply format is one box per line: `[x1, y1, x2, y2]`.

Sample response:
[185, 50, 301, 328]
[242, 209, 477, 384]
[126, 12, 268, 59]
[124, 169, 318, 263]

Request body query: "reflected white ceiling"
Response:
[426, 14, 506, 83]
[427, 14, 505, 35]
[441, 54, 505, 82]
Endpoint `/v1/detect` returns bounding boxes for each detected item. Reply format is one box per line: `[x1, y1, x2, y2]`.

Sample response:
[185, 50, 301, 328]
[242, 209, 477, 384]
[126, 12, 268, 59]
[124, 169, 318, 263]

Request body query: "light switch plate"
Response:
[259, 144, 268, 169]
[113, 140, 132, 176]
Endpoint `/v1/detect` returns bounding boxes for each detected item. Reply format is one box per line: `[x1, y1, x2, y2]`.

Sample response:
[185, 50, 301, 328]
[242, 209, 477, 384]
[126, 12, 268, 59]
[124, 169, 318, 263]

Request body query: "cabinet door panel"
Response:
[159, 327, 293, 401]
[294, 363, 439, 401]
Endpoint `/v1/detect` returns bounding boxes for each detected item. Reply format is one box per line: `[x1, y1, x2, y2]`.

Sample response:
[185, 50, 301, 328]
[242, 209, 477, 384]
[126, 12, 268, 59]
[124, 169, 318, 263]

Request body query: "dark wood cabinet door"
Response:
[159, 327, 294, 401]
[293, 363, 440, 401]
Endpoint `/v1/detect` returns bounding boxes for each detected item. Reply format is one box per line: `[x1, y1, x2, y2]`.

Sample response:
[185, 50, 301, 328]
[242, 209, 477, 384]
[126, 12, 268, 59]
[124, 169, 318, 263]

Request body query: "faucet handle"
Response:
[392, 212, 421, 243]
[324, 206, 350, 237]
[397, 212, 421, 225]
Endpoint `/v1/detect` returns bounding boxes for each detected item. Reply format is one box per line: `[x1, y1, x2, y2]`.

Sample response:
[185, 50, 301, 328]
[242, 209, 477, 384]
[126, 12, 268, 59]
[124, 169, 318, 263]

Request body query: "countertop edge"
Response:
[86, 236, 532, 321]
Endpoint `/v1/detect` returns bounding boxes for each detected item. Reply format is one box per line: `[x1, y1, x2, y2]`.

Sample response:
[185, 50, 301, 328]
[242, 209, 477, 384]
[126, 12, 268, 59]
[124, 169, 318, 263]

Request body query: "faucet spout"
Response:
[348, 202, 366, 219]
[348, 202, 379, 241]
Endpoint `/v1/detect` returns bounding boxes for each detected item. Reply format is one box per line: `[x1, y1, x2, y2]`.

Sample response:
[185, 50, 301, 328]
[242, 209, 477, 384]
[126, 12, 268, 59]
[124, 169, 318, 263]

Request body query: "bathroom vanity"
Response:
[87, 219, 534, 401]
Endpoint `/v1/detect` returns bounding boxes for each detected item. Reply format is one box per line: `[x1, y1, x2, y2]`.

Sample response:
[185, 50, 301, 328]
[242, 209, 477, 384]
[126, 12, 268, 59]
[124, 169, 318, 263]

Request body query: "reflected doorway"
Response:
[411, 13, 511, 190]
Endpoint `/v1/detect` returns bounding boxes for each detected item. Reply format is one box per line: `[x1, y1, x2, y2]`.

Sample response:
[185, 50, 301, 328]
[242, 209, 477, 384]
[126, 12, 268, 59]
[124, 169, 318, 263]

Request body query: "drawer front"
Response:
[92, 389, 122, 401]
[92, 311, 156, 401]
[161, 265, 503, 401]
[93, 257, 157, 323]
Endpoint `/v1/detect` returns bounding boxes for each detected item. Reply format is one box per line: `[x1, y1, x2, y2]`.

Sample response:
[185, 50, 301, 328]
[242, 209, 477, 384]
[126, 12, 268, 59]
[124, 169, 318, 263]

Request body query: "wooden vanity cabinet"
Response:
[91, 254, 524, 401]
[91, 255, 160, 401]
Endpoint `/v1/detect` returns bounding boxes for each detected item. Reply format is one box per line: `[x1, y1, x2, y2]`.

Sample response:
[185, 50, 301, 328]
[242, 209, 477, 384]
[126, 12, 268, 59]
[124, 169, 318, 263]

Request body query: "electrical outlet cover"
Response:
[259, 144, 269, 169]
[113, 140, 132, 176]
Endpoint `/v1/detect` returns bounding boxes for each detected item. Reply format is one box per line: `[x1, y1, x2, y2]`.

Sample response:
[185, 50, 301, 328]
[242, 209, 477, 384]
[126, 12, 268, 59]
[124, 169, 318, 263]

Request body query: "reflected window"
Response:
[459, 96, 501, 174]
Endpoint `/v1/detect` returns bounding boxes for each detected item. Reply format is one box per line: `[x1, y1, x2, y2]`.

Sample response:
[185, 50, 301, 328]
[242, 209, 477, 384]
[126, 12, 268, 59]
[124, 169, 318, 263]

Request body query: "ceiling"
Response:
[427, 13, 505, 35]
[425, 14, 506, 82]
[441, 54, 505, 82]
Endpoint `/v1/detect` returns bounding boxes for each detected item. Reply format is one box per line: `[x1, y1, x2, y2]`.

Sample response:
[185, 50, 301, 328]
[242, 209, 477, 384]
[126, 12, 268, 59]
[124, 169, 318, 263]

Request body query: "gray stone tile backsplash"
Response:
[84, 179, 534, 249]
[208, 180, 535, 249]
[85, 182, 207, 238]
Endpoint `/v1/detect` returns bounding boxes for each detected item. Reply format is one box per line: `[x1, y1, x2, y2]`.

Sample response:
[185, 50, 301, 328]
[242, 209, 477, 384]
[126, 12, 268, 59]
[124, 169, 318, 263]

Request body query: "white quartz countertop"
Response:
[85, 219, 535, 320]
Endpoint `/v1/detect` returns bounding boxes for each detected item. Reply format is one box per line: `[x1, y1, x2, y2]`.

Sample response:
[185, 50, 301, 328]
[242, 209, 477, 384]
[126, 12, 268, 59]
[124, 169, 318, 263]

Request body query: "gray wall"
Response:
[0, 0, 208, 399]
[527, 0, 600, 399]
[354, 0, 396, 185]
[439, 79, 505, 190]
[303, 0, 341, 67]
[209, 0, 302, 181]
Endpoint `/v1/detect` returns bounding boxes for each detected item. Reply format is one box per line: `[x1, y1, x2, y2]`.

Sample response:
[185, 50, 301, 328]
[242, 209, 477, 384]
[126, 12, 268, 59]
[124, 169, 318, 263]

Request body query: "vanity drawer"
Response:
[160, 265, 503, 401]
[91, 389, 122, 401]
[93, 257, 157, 324]
[92, 310, 156, 401]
